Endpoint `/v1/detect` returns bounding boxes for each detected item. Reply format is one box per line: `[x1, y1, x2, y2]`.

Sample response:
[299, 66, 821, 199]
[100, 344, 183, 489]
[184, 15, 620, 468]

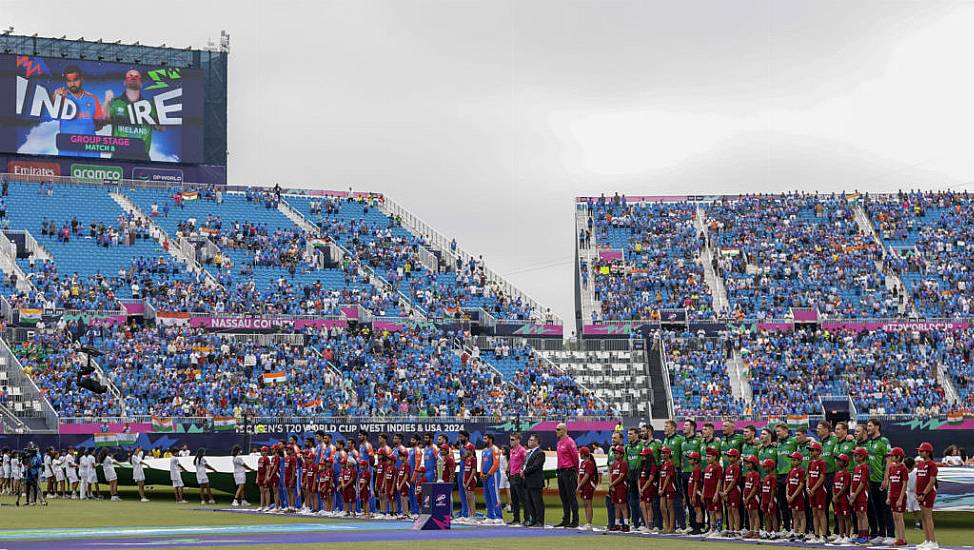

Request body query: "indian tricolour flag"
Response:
[787, 414, 809, 429]
[155, 311, 191, 326]
[947, 412, 964, 425]
[213, 416, 237, 431]
[151, 416, 174, 432]
[181, 191, 199, 202]
[116, 433, 139, 446]
[262, 371, 287, 384]
[94, 433, 118, 447]
[19, 308, 42, 325]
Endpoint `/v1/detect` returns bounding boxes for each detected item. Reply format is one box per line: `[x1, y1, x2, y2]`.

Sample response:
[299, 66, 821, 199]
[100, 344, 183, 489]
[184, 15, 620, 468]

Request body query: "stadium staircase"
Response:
[574, 206, 601, 324]
[936, 363, 961, 405]
[0, 337, 58, 432]
[453, 341, 526, 401]
[0, 401, 29, 433]
[277, 196, 419, 318]
[695, 207, 730, 315]
[110, 191, 216, 285]
[647, 336, 674, 420]
[307, 345, 352, 404]
[853, 203, 911, 316]
[3, 183, 180, 299]
[380, 194, 558, 324]
[0, 231, 41, 298]
[726, 348, 752, 406]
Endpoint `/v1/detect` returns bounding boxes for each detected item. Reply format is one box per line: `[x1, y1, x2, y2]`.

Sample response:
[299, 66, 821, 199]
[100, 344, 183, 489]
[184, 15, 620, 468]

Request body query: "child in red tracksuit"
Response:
[637, 447, 657, 532]
[303, 451, 318, 512]
[832, 454, 852, 542]
[886, 447, 909, 546]
[396, 452, 411, 519]
[702, 448, 723, 535]
[284, 447, 298, 512]
[686, 451, 704, 535]
[659, 448, 678, 534]
[785, 452, 806, 539]
[358, 459, 371, 513]
[915, 442, 938, 549]
[318, 457, 334, 514]
[761, 459, 779, 536]
[743, 456, 761, 539]
[850, 448, 871, 543]
[340, 458, 357, 516]
[722, 449, 743, 535]
[383, 454, 398, 516]
[609, 446, 629, 532]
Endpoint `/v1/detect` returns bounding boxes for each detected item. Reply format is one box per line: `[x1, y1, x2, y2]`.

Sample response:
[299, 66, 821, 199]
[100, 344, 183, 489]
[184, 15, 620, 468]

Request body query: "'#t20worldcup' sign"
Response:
[0, 54, 204, 163]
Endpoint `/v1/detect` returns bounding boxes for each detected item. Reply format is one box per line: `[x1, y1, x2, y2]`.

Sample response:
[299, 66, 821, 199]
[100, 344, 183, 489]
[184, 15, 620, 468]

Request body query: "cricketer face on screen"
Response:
[5, 54, 203, 163]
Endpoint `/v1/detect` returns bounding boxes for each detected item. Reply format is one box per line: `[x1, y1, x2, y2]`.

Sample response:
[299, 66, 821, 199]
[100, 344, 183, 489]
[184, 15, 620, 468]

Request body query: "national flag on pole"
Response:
[213, 416, 236, 431]
[787, 414, 809, 429]
[262, 371, 287, 384]
[151, 416, 174, 432]
[181, 191, 199, 202]
[94, 433, 118, 447]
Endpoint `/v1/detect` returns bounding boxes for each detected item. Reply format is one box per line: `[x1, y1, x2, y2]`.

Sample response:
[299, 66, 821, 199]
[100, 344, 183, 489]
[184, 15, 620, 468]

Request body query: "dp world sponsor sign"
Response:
[133, 166, 184, 184]
[71, 163, 123, 183]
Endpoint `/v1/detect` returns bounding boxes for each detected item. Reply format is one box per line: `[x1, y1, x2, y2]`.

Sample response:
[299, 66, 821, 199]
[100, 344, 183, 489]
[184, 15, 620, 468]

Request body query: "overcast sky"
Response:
[5, 0, 974, 327]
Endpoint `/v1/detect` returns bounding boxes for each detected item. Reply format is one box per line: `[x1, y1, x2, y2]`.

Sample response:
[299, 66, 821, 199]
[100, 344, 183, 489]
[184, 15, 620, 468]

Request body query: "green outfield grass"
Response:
[0, 485, 971, 549]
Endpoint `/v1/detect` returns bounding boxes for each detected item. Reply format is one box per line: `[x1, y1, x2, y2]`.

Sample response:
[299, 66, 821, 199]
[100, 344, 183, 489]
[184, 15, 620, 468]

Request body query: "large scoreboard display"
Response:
[0, 54, 204, 164]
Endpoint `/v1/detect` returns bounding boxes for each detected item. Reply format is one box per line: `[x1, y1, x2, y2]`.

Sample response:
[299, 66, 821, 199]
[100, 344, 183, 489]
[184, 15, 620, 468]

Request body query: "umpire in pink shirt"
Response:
[507, 433, 528, 525]
[554, 422, 580, 527]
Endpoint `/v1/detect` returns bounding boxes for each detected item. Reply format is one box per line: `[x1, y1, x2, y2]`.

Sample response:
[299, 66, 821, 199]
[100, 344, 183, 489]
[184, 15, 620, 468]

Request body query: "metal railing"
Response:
[13, 229, 52, 262]
[177, 235, 198, 264]
[52, 410, 968, 428]
[453, 337, 526, 400]
[469, 335, 610, 412]
[278, 197, 421, 318]
[0, 337, 59, 428]
[110, 191, 216, 285]
[0, 402, 29, 434]
[381, 194, 561, 325]
[0, 295, 12, 323]
[55, 413, 617, 426]
[937, 364, 961, 404]
[658, 336, 676, 419]
[0, 230, 16, 260]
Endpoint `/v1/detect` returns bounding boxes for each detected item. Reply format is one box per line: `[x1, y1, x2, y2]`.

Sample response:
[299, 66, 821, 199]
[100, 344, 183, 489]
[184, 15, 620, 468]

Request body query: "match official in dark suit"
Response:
[522, 434, 546, 527]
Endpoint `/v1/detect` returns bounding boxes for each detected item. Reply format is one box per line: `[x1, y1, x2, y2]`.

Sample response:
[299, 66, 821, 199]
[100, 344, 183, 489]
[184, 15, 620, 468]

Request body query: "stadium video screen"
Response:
[0, 54, 204, 164]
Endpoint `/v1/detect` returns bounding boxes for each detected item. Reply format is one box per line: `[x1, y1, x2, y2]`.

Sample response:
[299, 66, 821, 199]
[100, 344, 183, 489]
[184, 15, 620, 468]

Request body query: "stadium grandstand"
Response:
[0, 176, 606, 433]
[2, 2, 974, 548]
[0, 185, 971, 434]
[573, 192, 972, 420]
